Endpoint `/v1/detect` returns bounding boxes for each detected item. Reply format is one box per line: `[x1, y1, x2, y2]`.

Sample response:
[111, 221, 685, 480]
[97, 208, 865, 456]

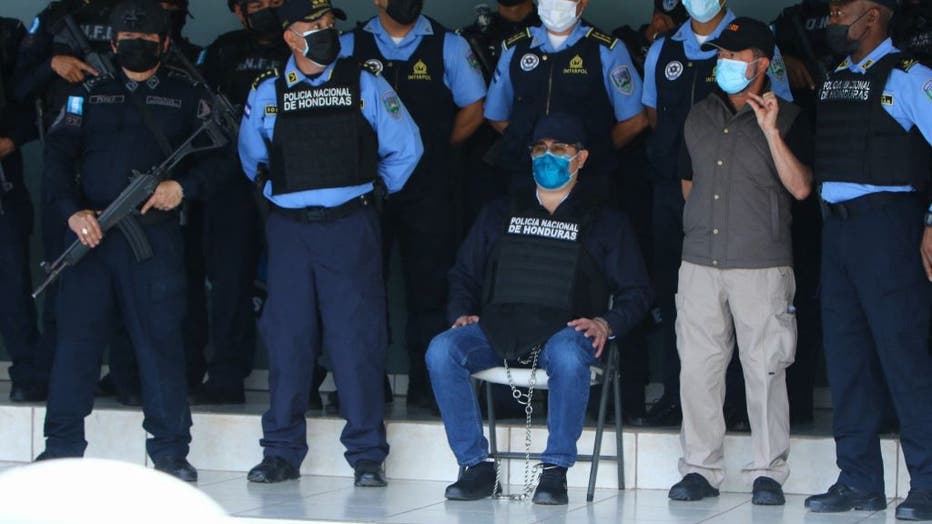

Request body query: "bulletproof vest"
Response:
[44, 0, 120, 124]
[497, 28, 617, 177]
[211, 31, 290, 105]
[648, 37, 716, 182]
[458, 11, 541, 82]
[815, 53, 930, 190]
[268, 60, 379, 195]
[353, 18, 456, 194]
[479, 199, 609, 360]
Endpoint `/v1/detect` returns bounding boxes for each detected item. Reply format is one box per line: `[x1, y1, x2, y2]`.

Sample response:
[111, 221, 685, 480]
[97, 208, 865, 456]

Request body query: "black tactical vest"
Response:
[648, 37, 716, 182]
[479, 199, 608, 360]
[268, 59, 379, 195]
[353, 18, 456, 194]
[815, 53, 930, 189]
[497, 28, 617, 177]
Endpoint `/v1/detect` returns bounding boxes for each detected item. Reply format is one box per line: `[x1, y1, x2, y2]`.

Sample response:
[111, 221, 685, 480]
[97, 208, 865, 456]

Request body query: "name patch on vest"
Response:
[282, 86, 353, 112]
[89, 94, 124, 104]
[820, 79, 874, 102]
[146, 96, 182, 109]
[507, 216, 580, 241]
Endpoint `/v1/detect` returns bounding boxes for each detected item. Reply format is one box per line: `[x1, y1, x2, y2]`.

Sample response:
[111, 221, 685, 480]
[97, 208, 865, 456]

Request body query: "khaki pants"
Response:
[675, 261, 797, 488]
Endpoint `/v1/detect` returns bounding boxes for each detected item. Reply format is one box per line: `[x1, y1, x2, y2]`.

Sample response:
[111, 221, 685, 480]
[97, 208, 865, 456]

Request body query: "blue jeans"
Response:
[426, 324, 597, 469]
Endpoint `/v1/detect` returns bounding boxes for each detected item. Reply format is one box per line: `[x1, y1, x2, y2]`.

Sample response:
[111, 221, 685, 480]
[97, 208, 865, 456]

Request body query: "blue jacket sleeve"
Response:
[42, 91, 85, 223]
[446, 199, 507, 324]
[593, 209, 653, 338]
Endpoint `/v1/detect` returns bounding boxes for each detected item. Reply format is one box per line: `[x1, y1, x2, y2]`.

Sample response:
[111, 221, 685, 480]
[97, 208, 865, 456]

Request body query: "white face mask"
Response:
[538, 0, 580, 33]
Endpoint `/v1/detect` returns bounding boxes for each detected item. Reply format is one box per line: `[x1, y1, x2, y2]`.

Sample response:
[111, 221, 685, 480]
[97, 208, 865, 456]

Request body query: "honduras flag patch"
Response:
[67, 96, 84, 116]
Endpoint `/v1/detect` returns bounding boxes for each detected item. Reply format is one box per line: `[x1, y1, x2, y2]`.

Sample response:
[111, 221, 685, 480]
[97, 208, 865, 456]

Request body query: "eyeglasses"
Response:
[529, 141, 578, 157]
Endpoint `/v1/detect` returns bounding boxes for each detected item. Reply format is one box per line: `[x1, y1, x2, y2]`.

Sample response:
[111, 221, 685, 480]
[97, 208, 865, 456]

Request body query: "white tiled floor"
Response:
[0, 462, 903, 523]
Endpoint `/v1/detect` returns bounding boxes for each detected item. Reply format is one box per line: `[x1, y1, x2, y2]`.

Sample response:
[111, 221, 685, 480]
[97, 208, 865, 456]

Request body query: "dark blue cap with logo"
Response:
[531, 113, 588, 148]
[277, 0, 347, 29]
[110, 0, 170, 35]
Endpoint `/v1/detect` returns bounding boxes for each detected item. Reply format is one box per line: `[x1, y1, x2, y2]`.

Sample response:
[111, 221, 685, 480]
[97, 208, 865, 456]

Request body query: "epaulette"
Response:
[585, 28, 619, 50]
[360, 61, 381, 77]
[503, 28, 531, 50]
[897, 57, 920, 73]
[81, 73, 110, 93]
[251, 68, 279, 90]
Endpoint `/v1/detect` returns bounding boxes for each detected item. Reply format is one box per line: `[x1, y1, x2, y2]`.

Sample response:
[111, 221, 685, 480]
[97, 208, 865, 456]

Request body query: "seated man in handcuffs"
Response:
[426, 113, 652, 505]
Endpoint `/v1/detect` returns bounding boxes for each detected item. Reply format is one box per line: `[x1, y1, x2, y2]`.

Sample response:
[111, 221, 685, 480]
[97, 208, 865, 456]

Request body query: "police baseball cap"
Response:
[110, 0, 170, 35]
[832, 0, 900, 11]
[531, 113, 588, 148]
[700, 17, 775, 60]
[277, 0, 347, 29]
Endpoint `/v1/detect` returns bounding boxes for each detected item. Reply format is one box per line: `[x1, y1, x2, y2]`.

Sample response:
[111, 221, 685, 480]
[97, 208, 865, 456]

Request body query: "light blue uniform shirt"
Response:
[339, 15, 487, 109]
[484, 22, 645, 123]
[238, 55, 424, 209]
[819, 38, 932, 204]
[642, 9, 794, 108]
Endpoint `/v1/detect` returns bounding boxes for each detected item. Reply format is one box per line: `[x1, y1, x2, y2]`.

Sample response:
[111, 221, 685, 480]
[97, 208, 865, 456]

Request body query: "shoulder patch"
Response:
[360, 61, 381, 77]
[585, 29, 619, 50]
[252, 68, 280, 91]
[898, 58, 920, 72]
[503, 29, 531, 50]
[81, 74, 109, 93]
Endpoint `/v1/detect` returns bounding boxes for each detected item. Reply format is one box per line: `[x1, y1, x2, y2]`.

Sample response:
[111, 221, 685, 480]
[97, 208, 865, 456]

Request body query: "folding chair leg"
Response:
[587, 366, 613, 502]
[485, 382, 498, 456]
[613, 352, 625, 490]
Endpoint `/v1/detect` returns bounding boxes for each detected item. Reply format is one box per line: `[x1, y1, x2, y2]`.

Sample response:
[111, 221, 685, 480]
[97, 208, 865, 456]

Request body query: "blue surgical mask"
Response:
[683, 0, 723, 23]
[532, 152, 577, 190]
[715, 57, 759, 94]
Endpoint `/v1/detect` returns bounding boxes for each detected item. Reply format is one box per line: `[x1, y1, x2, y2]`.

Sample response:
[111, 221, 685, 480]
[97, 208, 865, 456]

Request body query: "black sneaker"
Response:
[445, 461, 498, 501]
[805, 482, 886, 512]
[353, 460, 387, 487]
[896, 490, 932, 521]
[247, 456, 300, 483]
[751, 477, 785, 506]
[669, 473, 719, 501]
[532, 464, 568, 505]
[153, 456, 198, 483]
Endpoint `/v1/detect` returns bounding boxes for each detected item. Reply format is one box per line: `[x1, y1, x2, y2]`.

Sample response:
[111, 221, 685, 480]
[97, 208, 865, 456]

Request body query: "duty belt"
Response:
[819, 191, 918, 220]
[272, 192, 373, 223]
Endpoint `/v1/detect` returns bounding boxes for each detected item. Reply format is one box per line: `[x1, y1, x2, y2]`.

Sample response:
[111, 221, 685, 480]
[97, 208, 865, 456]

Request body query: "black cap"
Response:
[110, 0, 170, 35]
[531, 113, 587, 148]
[869, 0, 900, 10]
[700, 17, 775, 60]
[276, 0, 347, 29]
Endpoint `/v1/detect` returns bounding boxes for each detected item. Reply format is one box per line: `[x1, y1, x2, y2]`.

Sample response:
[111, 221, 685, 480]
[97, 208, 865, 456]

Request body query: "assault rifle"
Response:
[167, 44, 240, 141]
[61, 14, 119, 81]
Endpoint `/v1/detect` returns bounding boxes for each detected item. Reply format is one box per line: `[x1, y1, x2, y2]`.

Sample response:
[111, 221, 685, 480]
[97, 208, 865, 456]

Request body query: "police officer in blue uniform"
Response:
[13, 0, 144, 406]
[485, 0, 648, 201]
[179, 0, 291, 404]
[639, 0, 793, 426]
[341, 0, 487, 409]
[37, 0, 221, 482]
[804, 0, 932, 519]
[239, 0, 422, 485]
[0, 17, 48, 403]
[426, 113, 651, 505]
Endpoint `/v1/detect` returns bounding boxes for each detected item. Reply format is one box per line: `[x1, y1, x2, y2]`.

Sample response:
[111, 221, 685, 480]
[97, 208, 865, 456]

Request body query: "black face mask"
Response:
[386, 0, 423, 25]
[299, 27, 341, 66]
[116, 38, 162, 72]
[825, 9, 871, 55]
[246, 8, 281, 37]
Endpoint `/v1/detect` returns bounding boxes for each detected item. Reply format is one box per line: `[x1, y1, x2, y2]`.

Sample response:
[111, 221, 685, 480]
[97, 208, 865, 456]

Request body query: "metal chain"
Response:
[492, 345, 543, 502]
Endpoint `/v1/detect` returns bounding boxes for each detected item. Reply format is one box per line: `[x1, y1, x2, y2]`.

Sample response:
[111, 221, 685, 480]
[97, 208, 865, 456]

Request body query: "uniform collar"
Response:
[363, 15, 433, 48]
[836, 38, 898, 73]
[528, 22, 590, 52]
[283, 55, 339, 88]
[670, 9, 735, 57]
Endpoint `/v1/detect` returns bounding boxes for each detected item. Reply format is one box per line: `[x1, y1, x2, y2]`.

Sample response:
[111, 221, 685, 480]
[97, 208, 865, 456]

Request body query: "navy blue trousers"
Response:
[260, 208, 389, 468]
[822, 199, 932, 493]
[44, 222, 192, 460]
[0, 153, 48, 387]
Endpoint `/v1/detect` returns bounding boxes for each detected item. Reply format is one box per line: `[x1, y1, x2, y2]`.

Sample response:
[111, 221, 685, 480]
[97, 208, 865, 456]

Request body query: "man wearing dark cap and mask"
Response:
[805, 0, 932, 519]
[36, 0, 223, 482]
[239, 0, 422, 486]
[426, 113, 652, 505]
[667, 17, 813, 506]
[614, 0, 690, 74]
[159, 0, 200, 61]
[179, 0, 291, 405]
[893, 0, 932, 61]
[341, 0, 488, 410]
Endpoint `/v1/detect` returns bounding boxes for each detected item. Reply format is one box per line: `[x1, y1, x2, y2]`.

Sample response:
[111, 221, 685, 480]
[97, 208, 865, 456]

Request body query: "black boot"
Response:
[532, 464, 568, 505]
[247, 456, 300, 483]
[804, 483, 886, 512]
[353, 460, 387, 487]
[669, 473, 719, 501]
[444, 461, 498, 500]
[896, 490, 932, 521]
[751, 477, 785, 506]
[153, 457, 198, 483]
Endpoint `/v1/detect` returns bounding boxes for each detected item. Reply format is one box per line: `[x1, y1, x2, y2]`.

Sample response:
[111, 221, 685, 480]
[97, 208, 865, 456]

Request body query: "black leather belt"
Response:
[819, 191, 917, 220]
[272, 193, 373, 223]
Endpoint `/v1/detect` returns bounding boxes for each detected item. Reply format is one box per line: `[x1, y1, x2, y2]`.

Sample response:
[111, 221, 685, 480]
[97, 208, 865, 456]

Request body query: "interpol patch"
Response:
[610, 64, 634, 95]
